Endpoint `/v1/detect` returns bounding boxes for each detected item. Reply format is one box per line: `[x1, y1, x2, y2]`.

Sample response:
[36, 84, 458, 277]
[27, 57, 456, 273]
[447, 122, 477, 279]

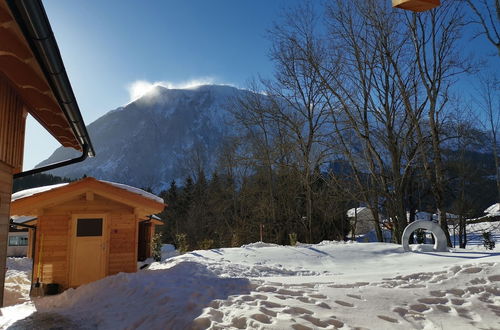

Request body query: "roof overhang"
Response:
[0, 0, 94, 156]
[11, 177, 165, 217]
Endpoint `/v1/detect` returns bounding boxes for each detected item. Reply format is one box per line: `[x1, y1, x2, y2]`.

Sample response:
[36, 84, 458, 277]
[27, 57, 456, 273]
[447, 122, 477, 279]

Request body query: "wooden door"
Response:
[137, 222, 151, 261]
[70, 217, 106, 286]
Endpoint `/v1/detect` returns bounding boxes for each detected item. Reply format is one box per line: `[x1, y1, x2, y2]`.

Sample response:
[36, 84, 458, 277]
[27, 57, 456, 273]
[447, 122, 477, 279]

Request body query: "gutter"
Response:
[9, 219, 36, 230]
[7, 0, 95, 158]
[14, 143, 89, 178]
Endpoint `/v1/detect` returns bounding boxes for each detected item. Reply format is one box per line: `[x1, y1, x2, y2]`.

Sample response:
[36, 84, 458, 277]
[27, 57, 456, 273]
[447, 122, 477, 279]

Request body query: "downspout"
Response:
[13, 143, 90, 179]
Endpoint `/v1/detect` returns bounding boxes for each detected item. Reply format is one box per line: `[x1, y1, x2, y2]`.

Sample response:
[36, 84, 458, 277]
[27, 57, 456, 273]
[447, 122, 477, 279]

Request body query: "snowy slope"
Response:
[37, 85, 248, 193]
[2, 241, 499, 329]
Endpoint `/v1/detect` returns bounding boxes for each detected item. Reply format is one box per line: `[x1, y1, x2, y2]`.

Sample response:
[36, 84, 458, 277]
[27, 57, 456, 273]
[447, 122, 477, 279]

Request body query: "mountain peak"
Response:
[37, 83, 249, 192]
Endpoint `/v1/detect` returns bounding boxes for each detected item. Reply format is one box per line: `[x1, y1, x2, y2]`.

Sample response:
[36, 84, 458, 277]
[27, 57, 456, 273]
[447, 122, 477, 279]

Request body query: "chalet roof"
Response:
[0, 0, 93, 155]
[11, 177, 164, 216]
[12, 180, 162, 204]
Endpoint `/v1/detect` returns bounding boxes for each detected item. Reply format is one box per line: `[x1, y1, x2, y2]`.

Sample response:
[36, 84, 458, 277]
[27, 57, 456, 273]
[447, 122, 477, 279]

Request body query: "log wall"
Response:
[0, 161, 13, 305]
[33, 194, 138, 290]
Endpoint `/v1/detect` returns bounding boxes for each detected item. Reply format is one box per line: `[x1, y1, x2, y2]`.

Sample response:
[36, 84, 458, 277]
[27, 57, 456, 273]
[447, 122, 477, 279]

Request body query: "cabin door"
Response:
[70, 217, 106, 286]
[138, 222, 151, 261]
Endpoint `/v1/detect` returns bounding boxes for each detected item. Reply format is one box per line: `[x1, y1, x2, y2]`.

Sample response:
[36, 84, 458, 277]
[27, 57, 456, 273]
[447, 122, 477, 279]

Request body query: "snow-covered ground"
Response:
[1, 241, 499, 330]
[3, 258, 32, 308]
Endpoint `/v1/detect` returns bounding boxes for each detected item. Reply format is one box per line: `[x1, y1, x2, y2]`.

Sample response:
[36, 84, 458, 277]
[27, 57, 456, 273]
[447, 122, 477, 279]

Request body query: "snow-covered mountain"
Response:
[37, 85, 245, 192]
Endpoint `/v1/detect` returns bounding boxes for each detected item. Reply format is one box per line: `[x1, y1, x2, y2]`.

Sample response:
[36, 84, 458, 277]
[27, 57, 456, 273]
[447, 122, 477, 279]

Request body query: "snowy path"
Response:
[1, 242, 499, 329]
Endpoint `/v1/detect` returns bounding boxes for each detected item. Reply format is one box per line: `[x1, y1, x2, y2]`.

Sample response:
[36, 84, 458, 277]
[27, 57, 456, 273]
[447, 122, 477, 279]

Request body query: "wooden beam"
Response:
[392, 0, 440, 12]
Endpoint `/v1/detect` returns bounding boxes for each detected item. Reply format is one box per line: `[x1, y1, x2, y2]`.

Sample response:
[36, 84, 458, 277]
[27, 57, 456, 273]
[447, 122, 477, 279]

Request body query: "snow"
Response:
[485, 203, 500, 216]
[2, 241, 500, 329]
[346, 207, 369, 218]
[11, 183, 68, 202]
[101, 180, 163, 204]
[3, 258, 32, 307]
[10, 180, 163, 205]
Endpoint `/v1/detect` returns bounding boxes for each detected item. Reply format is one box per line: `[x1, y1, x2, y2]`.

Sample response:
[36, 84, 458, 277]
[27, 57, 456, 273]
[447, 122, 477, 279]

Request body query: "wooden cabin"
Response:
[392, 0, 440, 12]
[10, 177, 164, 292]
[0, 0, 94, 305]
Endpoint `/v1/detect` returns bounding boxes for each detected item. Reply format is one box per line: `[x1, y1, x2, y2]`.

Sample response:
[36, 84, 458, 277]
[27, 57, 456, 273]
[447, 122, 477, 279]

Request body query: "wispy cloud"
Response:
[127, 77, 224, 103]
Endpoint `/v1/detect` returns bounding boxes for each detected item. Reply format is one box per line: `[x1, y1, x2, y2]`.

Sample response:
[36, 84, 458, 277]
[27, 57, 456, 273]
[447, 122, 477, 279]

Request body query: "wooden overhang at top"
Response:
[10, 177, 165, 217]
[0, 0, 81, 150]
[392, 0, 440, 12]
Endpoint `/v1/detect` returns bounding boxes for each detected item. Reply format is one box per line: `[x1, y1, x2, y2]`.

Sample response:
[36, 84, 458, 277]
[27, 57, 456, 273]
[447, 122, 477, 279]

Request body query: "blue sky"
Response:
[23, 0, 499, 170]
[24, 0, 303, 169]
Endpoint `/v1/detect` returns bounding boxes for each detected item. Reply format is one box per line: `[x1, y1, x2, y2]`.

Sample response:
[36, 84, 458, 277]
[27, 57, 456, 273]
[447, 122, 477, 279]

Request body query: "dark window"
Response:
[8, 235, 28, 246]
[77, 218, 103, 237]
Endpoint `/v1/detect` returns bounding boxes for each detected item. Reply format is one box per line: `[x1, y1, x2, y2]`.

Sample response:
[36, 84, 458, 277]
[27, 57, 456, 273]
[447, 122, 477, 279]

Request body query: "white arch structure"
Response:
[402, 220, 448, 252]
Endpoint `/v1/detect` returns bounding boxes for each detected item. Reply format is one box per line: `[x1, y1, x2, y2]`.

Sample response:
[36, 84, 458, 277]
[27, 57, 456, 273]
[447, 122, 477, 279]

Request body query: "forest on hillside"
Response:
[15, 1, 499, 250]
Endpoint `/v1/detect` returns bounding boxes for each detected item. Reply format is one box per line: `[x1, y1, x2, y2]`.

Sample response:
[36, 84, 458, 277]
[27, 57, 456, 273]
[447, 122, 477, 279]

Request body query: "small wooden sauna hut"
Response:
[10, 177, 165, 291]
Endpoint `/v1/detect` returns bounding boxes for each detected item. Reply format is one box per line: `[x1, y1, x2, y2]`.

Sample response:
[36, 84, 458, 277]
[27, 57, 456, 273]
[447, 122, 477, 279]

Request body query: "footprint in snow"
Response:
[488, 274, 500, 282]
[460, 267, 482, 274]
[250, 313, 272, 324]
[409, 303, 430, 313]
[301, 314, 331, 328]
[417, 297, 448, 305]
[377, 315, 399, 323]
[334, 300, 354, 307]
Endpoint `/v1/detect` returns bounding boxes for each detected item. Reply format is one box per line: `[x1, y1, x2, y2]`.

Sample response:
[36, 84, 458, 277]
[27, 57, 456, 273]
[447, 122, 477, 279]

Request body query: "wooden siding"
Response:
[30, 193, 139, 290]
[0, 77, 26, 171]
[0, 161, 14, 304]
[109, 213, 137, 274]
[33, 214, 71, 289]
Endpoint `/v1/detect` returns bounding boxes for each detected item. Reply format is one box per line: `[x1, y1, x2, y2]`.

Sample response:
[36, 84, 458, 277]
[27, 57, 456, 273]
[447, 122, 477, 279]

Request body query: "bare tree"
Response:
[464, 0, 500, 56]
[406, 1, 472, 246]
[307, 0, 427, 243]
[265, 3, 332, 242]
[475, 74, 500, 200]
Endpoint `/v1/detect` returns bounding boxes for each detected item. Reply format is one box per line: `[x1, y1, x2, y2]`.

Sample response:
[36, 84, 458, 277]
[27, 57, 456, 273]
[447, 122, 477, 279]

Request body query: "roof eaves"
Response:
[7, 0, 95, 157]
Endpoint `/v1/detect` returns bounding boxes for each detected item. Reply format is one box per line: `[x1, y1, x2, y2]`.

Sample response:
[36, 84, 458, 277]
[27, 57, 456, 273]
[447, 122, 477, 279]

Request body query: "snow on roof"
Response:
[101, 180, 163, 204]
[11, 179, 163, 204]
[11, 183, 68, 202]
[430, 212, 459, 221]
[346, 207, 369, 217]
[484, 203, 500, 215]
[10, 215, 37, 224]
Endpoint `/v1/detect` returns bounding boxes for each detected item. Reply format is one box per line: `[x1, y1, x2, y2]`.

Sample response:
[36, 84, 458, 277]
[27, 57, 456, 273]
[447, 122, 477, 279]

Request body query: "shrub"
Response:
[175, 233, 189, 254]
[483, 232, 496, 250]
[198, 238, 215, 250]
[151, 233, 162, 262]
[231, 233, 242, 247]
[289, 232, 298, 246]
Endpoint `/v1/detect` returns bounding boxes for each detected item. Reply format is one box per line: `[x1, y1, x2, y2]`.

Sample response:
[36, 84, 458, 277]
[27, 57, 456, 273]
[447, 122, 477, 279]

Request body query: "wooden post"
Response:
[0, 161, 14, 306]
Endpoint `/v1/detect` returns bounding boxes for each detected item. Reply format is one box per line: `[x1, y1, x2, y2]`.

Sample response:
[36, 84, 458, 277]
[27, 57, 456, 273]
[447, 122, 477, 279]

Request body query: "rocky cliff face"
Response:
[38, 85, 245, 192]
